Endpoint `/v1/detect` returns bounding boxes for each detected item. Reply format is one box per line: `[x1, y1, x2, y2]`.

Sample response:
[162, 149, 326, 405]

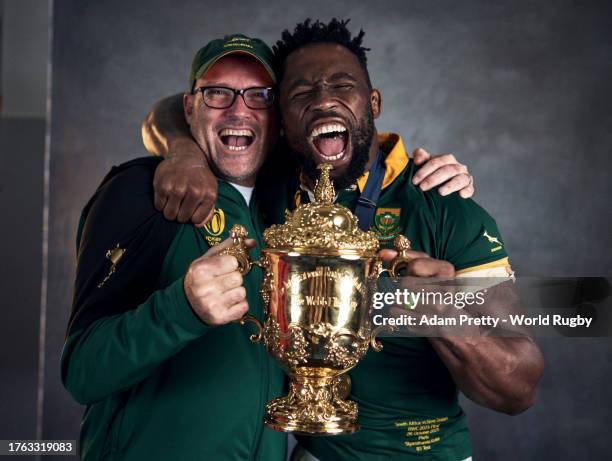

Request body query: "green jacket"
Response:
[61, 157, 286, 461]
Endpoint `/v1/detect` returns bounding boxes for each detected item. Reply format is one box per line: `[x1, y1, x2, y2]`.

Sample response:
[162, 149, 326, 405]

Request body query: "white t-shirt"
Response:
[230, 182, 254, 205]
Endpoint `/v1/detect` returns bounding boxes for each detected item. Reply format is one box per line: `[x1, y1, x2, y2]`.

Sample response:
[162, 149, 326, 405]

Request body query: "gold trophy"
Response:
[223, 164, 411, 435]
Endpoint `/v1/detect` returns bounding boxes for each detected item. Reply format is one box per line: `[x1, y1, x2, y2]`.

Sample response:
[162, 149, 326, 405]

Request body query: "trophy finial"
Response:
[393, 234, 412, 256]
[314, 163, 335, 204]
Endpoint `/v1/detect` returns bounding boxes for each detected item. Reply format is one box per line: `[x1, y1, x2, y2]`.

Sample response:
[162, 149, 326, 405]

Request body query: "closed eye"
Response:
[291, 90, 313, 100]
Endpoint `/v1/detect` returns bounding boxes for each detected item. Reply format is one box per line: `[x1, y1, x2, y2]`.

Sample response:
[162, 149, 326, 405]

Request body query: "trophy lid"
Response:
[263, 164, 380, 256]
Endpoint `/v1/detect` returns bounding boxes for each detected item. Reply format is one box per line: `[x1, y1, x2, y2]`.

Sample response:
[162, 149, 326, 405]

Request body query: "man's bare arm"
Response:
[430, 334, 543, 415]
[380, 250, 544, 415]
[142, 94, 217, 224]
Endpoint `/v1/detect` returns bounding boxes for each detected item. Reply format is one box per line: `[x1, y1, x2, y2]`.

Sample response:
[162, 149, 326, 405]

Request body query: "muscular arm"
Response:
[429, 333, 543, 415]
[142, 93, 198, 158]
[142, 94, 217, 224]
[383, 250, 544, 415]
[426, 281, 543, 415]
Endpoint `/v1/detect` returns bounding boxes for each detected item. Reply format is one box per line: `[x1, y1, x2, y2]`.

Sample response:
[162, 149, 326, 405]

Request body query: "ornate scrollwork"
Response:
[259, 257, 273, 313]
[265, 377, 357, 426]
[263, 319, 309, 367]
[323, 331, 370, 369]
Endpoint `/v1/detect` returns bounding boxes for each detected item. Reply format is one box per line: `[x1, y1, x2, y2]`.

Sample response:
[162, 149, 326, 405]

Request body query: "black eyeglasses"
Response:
[193, 86, 275, 109]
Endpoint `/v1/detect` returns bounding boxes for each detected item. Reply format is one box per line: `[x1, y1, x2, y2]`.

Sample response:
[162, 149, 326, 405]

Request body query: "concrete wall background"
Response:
[5, 0, 610, 459]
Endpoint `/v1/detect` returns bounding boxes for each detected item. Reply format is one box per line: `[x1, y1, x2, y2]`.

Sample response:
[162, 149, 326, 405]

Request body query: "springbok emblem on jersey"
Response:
[483, 230, 503, 252]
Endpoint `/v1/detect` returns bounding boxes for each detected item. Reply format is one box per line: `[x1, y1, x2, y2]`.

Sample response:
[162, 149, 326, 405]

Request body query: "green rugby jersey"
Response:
[276, 133, 510, 460]
[61, 157, 286, 461]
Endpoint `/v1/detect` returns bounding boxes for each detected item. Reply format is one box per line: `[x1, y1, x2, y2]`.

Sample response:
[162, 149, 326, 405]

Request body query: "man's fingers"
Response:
[459, 183, 475, 199]
[202, 237, 237, 257]
[437, 173, 473, 197]
[162, 193, 182, 221]
[378, 249, 398, 263]
[224, 300, 249, 323]
[193, 204, 215, 227]
[154, 191, 168, 215]
[192, 254, 238, 277]
[404, 258, 455, 278]
[377, 248, 431, 264]
[203, 236, 257, 260]
[418, 164, 468, 191]
[402, 250, 432, 260]
[412, 153, 460, 185]
[412, 147, 431, 166]
[216, 271, 244, 292]
[176, 188, 203, 223]
[223, 286, 247, 305]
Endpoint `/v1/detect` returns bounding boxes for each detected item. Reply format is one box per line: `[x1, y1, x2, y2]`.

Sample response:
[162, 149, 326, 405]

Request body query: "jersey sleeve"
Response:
[433, 194, 512, 276]
[61, 158, 209, 405]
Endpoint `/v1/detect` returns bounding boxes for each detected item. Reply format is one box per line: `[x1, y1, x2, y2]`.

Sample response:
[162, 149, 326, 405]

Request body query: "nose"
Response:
[226, 92, 253, 118]
[309, 87, 338, 112]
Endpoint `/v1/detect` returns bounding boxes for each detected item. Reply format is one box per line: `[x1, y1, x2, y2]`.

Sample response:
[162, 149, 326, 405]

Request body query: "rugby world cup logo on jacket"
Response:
[202, 208, 226, 245]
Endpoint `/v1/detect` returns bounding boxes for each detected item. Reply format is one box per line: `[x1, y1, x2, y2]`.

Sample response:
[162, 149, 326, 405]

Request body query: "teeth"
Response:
[321, 150, 345, 161]
[226, 145, 248, 151]
[220, 128, 253, 137]
[309, 123, 347, 139]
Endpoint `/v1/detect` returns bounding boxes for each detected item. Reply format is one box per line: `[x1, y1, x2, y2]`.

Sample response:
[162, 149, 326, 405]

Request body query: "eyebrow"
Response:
[288, 72, 357, 91]
[328, 72, 357, 82]
[287, 78, 312, 91]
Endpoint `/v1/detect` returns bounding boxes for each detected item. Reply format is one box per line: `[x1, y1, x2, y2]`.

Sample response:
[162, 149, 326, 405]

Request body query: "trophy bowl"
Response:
[223, 164, 410, 435]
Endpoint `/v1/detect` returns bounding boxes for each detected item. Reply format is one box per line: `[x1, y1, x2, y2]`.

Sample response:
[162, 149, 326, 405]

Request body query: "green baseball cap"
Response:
[189, 34, 276, 89]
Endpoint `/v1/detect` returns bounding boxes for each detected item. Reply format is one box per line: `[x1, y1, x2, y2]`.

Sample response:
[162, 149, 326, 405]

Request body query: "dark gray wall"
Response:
[0, 118, 44, 447]
[41, 0, 611, 459]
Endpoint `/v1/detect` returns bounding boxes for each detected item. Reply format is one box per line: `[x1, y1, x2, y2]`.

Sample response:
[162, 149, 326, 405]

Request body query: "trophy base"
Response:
[264, 373, 359, 435]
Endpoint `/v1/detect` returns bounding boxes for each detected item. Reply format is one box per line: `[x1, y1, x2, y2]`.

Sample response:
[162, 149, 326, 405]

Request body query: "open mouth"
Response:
[309, 122, 348, 161]
[219, 128, 255, 151]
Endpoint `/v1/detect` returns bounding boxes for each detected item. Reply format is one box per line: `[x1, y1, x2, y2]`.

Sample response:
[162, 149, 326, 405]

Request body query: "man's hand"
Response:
[144, 93, 218, 226]
[154, 150, 217, 226]
[183, 238, 255, 326]
[412, 148, 475, 198]
[378, 248, 455, 278]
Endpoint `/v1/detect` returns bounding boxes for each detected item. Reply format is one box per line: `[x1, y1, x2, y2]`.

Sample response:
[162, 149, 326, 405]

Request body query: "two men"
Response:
[63, 30, 475, 460]
[147, 19, 544, 461]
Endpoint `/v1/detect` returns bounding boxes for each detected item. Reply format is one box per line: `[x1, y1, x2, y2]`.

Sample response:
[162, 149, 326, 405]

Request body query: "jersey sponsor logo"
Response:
[202, 208, 225, 245]
[372, 208, 401, 242]
[483, 230, 503, 253]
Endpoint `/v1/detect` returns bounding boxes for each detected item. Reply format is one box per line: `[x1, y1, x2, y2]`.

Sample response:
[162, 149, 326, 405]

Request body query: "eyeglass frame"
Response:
[192, 85, 276, 110]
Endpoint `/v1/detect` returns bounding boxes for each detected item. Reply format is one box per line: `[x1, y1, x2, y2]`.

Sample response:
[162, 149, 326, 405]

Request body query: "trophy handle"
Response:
[220, 224, 257, 275]
[370, 325, 398, 352]
[220, 224, 264, 343]
[238, 314, 263, 343]
[389, 234, 413, 277]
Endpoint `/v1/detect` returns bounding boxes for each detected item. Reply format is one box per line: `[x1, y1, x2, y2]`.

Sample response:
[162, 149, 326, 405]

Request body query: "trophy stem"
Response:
[264, 371, 359, 435]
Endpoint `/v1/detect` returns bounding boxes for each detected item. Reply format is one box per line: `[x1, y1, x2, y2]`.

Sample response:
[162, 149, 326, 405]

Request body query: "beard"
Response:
[289, 107, 375, 191]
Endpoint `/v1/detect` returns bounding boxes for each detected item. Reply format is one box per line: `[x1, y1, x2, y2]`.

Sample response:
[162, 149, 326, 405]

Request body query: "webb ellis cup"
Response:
[223, 164, 411, 435]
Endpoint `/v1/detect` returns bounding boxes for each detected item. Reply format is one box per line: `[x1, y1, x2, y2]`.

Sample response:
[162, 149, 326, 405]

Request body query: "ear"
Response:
[370, 88, 382, 119]
[183, 92, 195, 125]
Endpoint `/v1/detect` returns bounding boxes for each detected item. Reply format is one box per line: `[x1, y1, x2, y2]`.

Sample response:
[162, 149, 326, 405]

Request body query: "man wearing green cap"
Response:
[61, 34, 288, 461]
